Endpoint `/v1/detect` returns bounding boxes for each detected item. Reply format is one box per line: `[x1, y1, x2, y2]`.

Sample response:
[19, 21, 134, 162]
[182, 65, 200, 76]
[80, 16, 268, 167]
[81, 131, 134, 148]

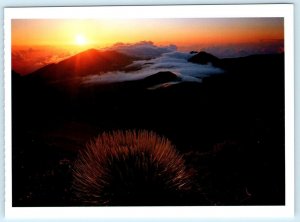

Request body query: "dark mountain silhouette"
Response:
[12, 70, 22, 81]
[12, 51, 285, 207]
[29, 49, 138, 81]
[188, 51, 220, 65]
[217, 53, 284, 72]
[140, 71, 180, 87]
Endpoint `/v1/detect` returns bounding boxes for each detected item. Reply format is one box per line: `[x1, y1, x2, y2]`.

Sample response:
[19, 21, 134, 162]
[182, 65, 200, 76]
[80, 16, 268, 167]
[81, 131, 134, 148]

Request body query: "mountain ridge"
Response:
[29, 48, 139, 81]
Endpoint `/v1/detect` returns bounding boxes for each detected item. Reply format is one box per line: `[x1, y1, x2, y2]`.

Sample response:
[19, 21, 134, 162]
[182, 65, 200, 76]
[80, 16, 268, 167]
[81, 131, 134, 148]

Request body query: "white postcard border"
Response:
[4, 4, 294, 219]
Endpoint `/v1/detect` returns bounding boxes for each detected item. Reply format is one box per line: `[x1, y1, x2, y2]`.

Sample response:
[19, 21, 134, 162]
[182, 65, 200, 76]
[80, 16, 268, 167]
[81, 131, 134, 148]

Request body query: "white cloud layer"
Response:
[84, 42, 224, 87]
[106, 41, 177, 59]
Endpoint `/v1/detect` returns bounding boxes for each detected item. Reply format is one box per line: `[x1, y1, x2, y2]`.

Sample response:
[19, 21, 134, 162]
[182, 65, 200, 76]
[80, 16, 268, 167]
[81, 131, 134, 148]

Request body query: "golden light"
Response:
[75, 34, 87, 45]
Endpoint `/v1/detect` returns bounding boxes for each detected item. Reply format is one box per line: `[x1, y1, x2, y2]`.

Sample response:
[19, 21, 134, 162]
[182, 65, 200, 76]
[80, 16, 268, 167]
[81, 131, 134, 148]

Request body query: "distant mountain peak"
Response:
[140, 71, 181, 89]
[188, 51, 220, 65]
[81, 48, 99, 53]
[72, 48, 101, 57]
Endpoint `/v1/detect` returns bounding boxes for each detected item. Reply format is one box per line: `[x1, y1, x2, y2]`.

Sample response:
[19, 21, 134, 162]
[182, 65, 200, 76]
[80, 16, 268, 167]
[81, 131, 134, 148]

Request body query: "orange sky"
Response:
[11, 18, 284, 75]
[12, 18, 284, 48]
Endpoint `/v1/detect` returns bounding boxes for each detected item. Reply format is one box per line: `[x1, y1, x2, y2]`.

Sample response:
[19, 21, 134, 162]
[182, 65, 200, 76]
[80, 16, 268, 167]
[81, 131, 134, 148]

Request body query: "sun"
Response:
[75, 34, 87, 45]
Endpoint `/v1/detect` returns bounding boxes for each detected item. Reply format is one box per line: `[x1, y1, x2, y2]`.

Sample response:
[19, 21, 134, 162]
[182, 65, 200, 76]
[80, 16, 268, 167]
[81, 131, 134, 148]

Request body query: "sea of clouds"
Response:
[83, 41, 224, 86]
[107, 41, 177, 59]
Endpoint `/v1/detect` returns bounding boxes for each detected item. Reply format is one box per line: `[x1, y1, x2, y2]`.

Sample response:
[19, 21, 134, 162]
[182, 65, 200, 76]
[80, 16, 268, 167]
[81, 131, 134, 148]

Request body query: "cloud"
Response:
[193, 40, 284, 58]
[83, 43, 224, 86]
[145, 51, 223, 79]
[12, 46, 73, 75]
[106, 41, 177, 59]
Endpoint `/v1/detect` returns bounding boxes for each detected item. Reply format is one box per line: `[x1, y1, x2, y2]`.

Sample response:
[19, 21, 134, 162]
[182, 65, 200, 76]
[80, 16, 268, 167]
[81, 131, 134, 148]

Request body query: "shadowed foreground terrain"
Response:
[12, 50, 285, 206]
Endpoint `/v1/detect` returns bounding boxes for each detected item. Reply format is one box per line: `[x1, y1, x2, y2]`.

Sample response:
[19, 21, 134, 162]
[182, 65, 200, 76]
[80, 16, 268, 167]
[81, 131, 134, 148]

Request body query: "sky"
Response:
[12, 18, 283, 47]
[11, 18, 284, 74]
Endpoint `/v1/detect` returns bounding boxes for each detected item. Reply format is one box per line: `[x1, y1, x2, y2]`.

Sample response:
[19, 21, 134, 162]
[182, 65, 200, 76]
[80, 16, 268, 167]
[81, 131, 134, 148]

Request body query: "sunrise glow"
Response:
[75, 34, 87, 45]
[11, 18, 284, 48]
